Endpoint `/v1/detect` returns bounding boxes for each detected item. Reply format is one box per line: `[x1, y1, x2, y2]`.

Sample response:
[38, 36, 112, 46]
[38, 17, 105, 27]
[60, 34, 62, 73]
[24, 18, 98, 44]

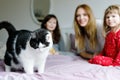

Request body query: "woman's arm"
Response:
[79, 51, 94, 59]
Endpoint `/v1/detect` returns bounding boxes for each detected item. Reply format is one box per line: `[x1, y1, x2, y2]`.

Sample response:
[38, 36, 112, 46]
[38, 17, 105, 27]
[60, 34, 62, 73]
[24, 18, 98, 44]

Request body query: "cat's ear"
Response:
[31, 32, 36, 38]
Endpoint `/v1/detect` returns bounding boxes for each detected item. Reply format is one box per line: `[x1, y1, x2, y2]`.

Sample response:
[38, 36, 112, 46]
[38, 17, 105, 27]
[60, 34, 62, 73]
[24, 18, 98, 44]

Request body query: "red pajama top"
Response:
[89, 30, 120, 66]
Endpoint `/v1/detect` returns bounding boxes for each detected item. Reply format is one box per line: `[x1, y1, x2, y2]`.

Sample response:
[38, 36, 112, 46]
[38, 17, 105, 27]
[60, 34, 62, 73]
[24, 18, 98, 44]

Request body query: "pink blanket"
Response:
[0, 55, 120, 80]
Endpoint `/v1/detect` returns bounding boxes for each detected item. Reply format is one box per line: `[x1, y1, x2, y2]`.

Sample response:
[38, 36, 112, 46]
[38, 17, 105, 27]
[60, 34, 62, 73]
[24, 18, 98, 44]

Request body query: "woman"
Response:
[74, 4, 104, 59]
[41, 14, 65, 54]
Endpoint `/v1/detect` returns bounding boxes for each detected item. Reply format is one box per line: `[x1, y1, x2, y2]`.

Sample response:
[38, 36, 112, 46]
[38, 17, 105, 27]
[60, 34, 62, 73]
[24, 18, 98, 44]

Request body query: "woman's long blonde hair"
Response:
[103, 5, 120, 37]
[74, 4, 97, 50]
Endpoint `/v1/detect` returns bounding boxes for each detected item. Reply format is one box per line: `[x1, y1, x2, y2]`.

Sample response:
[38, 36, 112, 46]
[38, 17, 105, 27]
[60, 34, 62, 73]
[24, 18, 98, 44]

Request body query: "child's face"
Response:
[76, 8, 89, 27]
[105, 11, 120, 28]
[46, 18, 57, 32]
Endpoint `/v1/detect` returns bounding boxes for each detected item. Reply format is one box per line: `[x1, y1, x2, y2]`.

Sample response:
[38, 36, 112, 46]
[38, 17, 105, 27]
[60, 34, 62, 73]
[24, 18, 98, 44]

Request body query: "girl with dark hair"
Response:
[41, 14, 65, 54]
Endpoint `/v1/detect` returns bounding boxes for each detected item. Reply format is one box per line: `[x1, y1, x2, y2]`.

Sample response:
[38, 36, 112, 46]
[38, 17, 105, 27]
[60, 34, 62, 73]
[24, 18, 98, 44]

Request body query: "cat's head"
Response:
[30, 29, 53, 51]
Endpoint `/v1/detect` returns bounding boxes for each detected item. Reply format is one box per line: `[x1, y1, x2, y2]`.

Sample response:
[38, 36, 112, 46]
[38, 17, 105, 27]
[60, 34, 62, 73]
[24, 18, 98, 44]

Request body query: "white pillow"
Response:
[0, 44, 6, 59]
[96, 19, 103, 28]
[61, 27, 74, 51]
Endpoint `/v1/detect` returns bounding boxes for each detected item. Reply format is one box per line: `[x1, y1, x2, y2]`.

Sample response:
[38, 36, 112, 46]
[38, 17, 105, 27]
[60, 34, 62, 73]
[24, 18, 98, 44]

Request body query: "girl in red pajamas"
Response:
[89, 5, 120, 66]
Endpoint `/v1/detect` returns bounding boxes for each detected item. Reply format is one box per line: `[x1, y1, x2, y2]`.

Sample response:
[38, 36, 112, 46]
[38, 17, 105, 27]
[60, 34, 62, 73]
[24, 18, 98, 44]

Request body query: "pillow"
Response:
[69, 33, 77, 53]
[0, 44, 6, 59]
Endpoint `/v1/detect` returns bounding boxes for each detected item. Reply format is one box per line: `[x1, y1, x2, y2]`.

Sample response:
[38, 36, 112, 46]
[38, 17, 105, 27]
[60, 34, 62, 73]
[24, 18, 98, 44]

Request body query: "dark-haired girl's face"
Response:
[46, 18, 57, 32]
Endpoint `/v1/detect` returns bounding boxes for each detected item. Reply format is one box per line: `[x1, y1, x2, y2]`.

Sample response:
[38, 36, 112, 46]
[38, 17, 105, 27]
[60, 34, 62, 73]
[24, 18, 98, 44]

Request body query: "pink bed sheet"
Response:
[0, 55, 120, 80]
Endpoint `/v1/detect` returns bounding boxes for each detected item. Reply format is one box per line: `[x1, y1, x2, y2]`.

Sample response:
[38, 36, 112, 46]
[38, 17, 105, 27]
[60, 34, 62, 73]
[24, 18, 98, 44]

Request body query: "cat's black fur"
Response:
[0, 21, 53, 74]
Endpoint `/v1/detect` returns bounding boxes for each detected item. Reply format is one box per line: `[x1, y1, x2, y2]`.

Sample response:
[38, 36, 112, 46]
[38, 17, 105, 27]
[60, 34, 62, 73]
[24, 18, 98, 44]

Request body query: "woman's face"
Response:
[46, 18, 57, 32]
[76, 8, 89, 27]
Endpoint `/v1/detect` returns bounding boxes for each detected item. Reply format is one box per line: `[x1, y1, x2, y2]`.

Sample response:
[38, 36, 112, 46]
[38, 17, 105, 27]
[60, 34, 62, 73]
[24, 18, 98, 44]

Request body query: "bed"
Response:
[0, 54, 120, 80]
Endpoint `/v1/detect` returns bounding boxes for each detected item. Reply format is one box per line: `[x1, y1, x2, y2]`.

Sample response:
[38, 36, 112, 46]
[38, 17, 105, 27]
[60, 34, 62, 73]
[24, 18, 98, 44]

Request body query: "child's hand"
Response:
[49, 48, 59, 55]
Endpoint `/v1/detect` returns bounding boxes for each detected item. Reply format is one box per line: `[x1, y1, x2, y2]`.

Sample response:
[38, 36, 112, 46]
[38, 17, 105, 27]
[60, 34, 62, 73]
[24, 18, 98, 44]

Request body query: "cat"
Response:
[0, 21, 53, 74]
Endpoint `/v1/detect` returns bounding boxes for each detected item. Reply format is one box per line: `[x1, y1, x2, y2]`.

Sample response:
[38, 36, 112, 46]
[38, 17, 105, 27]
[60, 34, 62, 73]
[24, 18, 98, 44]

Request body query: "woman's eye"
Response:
[76, 15, 80, 18]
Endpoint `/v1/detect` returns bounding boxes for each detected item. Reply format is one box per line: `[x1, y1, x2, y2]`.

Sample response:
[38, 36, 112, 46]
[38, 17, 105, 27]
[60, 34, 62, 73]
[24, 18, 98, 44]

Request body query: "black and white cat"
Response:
[0, 21, 53, 74]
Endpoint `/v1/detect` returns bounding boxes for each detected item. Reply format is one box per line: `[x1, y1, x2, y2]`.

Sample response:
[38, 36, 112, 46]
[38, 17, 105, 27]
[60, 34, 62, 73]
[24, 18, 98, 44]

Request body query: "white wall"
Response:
[0, 0, 39, 44]
[0, 0, 120, 44]
[0, 0, 40, 30]
[51, 0, 120, 29]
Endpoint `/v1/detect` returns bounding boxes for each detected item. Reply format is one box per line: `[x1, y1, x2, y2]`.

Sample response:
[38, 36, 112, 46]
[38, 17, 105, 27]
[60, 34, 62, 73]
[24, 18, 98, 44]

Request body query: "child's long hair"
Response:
[103, 5, 120, 37]
[74, 4, 97, 50]
[41, 14, 61, 44]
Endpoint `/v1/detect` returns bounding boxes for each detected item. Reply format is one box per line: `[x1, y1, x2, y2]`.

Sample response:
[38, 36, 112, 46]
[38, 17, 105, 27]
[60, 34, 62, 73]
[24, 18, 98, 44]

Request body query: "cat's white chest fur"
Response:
[19, 44, 49, 74]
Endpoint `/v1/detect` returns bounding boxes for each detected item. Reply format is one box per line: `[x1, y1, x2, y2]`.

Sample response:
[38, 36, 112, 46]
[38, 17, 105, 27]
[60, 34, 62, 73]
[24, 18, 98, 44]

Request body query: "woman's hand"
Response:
[79, 52, 94, 59]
